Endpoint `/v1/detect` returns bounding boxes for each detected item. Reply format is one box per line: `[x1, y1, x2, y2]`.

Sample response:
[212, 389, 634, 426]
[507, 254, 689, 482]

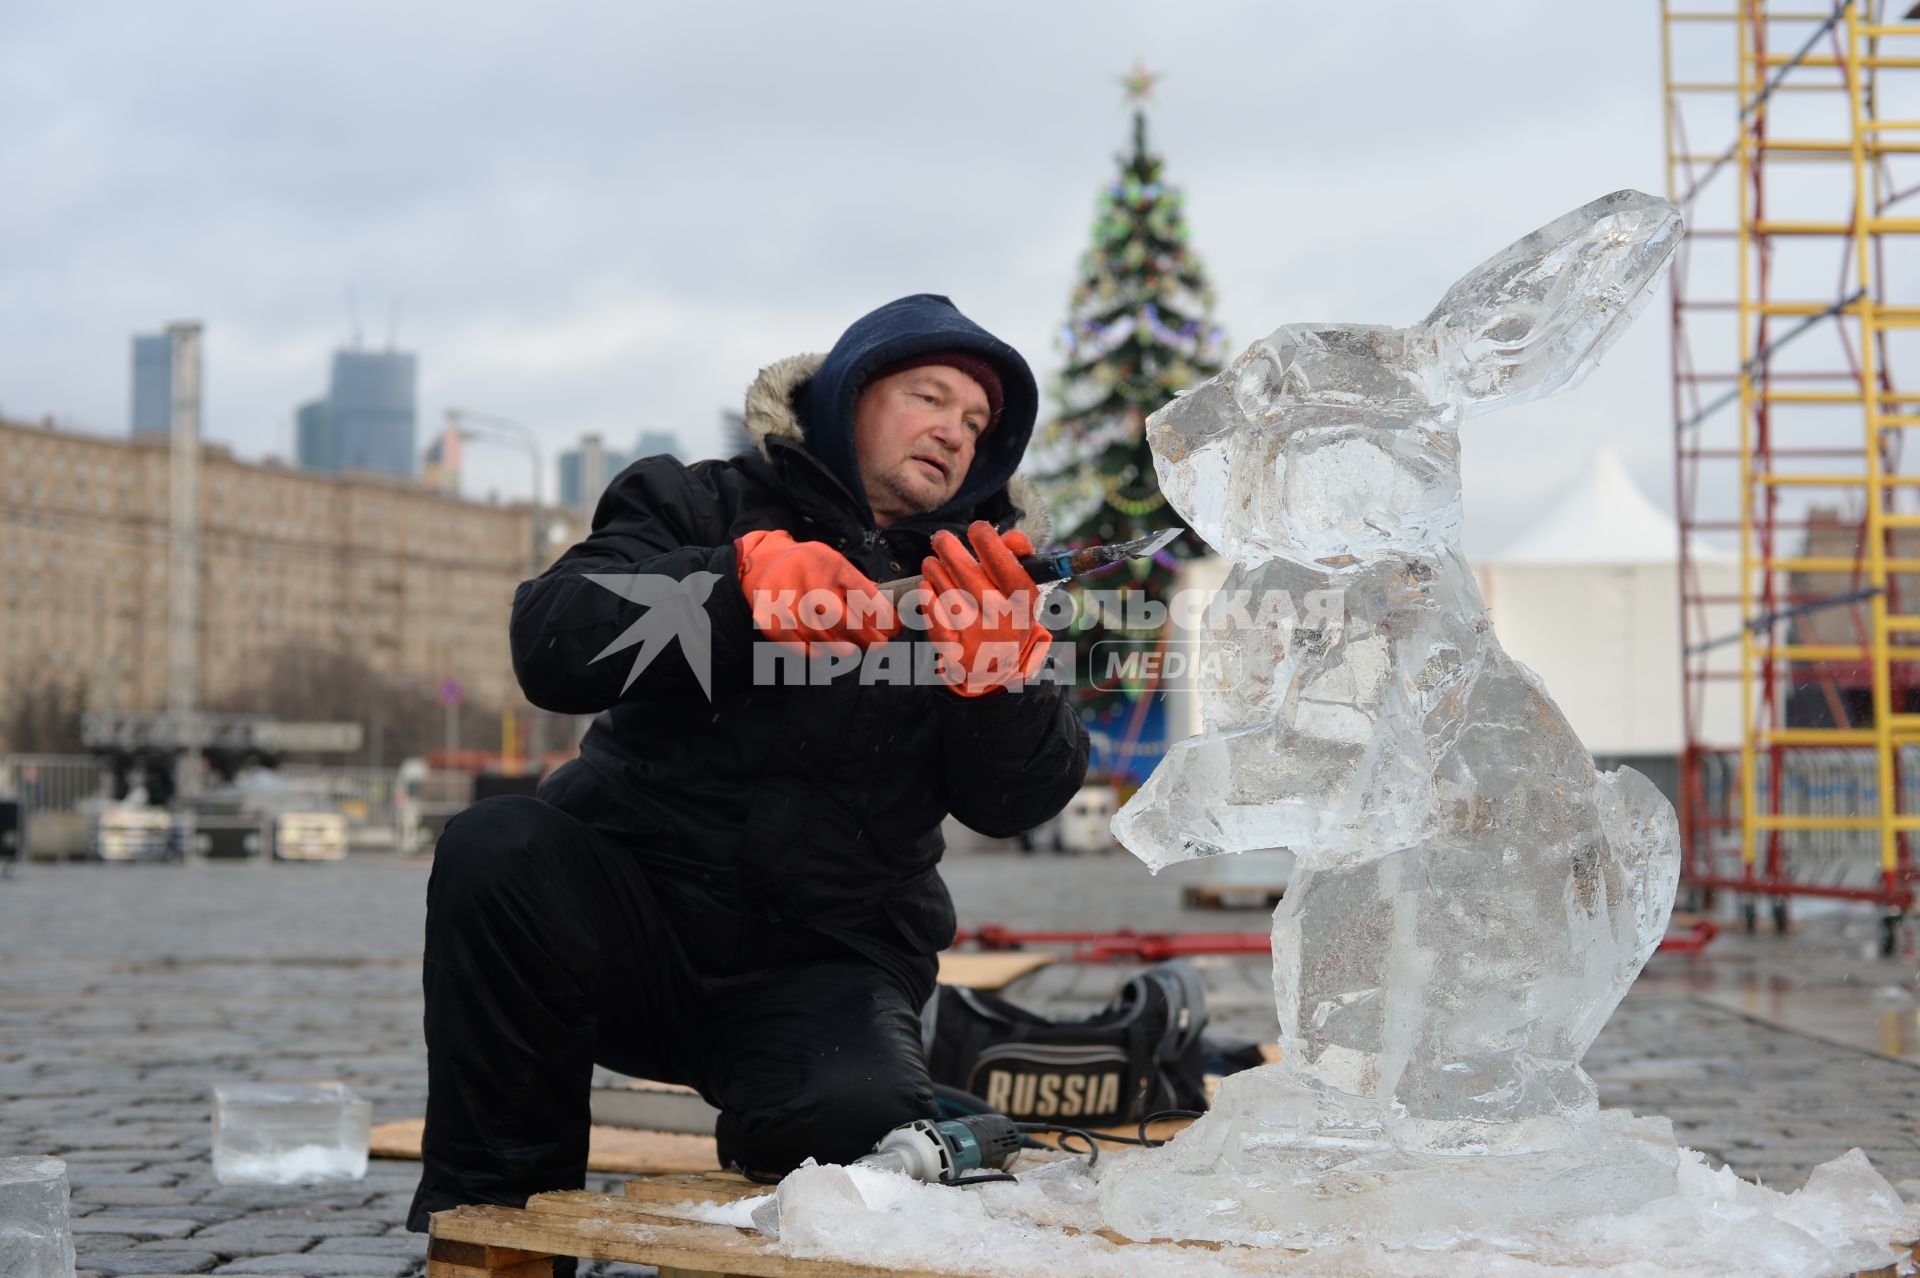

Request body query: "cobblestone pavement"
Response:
[2, 851, 1917, 1276]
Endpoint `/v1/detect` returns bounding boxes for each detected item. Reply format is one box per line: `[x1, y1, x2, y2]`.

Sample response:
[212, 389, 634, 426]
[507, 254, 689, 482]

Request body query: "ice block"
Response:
[0, 1156, 75, 1278]
[211, 1082, 371, 1185]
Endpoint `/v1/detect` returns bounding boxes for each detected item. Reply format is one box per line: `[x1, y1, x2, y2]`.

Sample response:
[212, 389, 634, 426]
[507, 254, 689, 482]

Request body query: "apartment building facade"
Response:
[0, 416, 576, 740]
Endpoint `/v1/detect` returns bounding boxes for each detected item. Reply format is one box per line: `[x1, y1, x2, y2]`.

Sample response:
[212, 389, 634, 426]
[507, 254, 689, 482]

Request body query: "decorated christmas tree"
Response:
[1028, 65, 1227, 784]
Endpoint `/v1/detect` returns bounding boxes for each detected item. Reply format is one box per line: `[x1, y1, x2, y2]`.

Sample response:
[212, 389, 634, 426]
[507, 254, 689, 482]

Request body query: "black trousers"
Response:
[405, 795, 937, 1233]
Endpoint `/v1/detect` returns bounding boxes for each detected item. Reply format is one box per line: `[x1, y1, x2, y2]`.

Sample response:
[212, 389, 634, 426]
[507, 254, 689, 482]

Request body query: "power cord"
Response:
[1015, 1108, 1206, 1171]
[733, 1108, 1208, 1190]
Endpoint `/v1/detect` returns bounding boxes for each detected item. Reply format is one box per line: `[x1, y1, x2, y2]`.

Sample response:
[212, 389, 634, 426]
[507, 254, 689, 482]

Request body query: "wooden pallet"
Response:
[427, 1172, 1920, 1277]
[427, 1171, 1218, 1277]
[427, 1185, 951, 1277]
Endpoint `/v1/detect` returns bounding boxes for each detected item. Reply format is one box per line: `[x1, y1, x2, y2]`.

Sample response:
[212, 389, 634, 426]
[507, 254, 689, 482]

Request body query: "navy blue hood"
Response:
[798, 294, 1039, 527]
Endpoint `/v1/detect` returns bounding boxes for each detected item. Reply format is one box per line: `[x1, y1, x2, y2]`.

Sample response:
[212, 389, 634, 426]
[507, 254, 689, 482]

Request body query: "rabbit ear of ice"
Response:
[1423, 190, 1683, 416]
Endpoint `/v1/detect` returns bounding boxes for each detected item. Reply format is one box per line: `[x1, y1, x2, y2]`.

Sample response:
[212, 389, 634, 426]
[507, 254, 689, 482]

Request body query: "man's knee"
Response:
[801, 1067, 933, 1164]
[716, 1054, 934, 1175]
[428, 796, 564, 907]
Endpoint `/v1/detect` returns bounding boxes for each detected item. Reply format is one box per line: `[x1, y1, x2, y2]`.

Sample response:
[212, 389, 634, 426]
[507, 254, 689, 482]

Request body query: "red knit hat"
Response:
[869, 350, 1005, 427]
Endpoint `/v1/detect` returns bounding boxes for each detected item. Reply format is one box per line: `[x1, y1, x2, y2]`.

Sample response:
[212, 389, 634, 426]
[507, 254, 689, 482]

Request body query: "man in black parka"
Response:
[407, 295, 1090, 1232]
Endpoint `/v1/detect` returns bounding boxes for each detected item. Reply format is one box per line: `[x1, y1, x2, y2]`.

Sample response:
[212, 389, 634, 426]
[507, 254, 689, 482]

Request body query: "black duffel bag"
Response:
[921, 960, 1210, 1127]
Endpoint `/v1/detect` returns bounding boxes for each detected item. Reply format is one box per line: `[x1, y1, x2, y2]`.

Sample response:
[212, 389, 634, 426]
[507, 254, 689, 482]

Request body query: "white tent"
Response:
[1490, 448, 1713, 566]
[1474, 450, 1735, 564]
[1475, 449, 1739, 756]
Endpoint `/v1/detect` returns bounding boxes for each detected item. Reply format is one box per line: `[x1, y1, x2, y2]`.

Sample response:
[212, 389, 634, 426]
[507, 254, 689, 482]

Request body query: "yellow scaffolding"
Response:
[1663, 0, 1919, 946]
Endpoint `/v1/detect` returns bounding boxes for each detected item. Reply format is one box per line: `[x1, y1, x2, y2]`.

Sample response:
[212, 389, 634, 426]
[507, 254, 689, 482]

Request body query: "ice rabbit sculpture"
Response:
[1103, 191, 1688, 1246]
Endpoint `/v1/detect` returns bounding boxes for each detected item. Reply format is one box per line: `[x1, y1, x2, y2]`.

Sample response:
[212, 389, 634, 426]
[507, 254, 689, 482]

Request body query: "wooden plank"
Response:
[1855, 1242, 1920, 1278]
[935, 951, 1055, 990]
[369, 1118, 427, 1160]
[425, 1234, 555, 1275]
[425, 1259, 553, 1278]
[627, 1172, 768, 1206]
[373, 1118, 719, 1175]
[577, 1125, 718, 1174]
[427, 1237, 552, 1267]
[526, 1189, 717, 1227]
[430, 1203, 962, 1278]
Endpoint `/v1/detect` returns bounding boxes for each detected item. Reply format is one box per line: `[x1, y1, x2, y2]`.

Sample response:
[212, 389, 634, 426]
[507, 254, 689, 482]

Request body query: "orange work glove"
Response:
[917, 521, 1051, 697]
[734, 528, 898, 653]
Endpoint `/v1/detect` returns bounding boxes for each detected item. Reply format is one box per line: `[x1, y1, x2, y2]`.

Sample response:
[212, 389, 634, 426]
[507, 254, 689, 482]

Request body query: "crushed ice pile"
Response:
[716, 1148, 1917, 1277]
[729, 192, 1920, 1275]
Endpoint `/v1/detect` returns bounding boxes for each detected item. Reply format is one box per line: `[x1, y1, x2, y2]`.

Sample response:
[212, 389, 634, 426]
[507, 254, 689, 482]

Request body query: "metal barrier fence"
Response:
[0, 756, 400, 822]
[0, 755, 406, 855]
[0, 754, 111, 816]
[278, 764, 399, 833]
[1698, 748, 1920, 892]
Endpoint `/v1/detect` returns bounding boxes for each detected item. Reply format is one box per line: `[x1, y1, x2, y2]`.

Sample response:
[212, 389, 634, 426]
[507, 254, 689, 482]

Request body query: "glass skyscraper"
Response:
[558, 434, 631, 511]
[295, 398, 333, 470]
[634, 429, 681, 461]
[557, 431, 685, 510]
[326, 349, 416, 476]
[130, 333, 174, 435]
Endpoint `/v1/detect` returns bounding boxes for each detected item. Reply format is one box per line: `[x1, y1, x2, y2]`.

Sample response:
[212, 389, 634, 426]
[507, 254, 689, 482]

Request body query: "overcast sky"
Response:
[1, 0, 1682, 554]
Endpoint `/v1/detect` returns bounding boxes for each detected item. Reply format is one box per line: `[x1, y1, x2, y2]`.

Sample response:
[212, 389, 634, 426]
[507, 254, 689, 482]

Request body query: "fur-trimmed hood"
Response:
[740, 350, 1053, 547]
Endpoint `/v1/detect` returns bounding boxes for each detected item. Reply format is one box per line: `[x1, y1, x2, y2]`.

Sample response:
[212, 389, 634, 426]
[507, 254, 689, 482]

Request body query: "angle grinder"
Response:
[854, 1113, 1022, 1184]
[748, 1113, 1024, 1237]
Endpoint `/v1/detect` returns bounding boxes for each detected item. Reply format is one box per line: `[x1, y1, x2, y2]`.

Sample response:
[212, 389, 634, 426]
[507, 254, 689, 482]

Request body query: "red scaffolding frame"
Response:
[1665, 0, 1919, 947]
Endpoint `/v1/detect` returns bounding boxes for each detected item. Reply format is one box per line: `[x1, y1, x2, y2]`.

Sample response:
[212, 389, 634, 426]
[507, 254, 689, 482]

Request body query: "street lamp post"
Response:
[447, 408, 545, 578]
[447, 407, 548, 770]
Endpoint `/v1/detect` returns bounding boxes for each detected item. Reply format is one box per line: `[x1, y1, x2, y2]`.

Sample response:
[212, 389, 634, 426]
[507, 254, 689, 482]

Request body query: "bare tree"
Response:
[209, 644, 504, 766]
[1, 677, 90, 754]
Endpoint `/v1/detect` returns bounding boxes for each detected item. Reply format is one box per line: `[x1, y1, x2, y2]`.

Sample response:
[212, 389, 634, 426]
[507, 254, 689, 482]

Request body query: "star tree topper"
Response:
[1120, 60, 1161, 105]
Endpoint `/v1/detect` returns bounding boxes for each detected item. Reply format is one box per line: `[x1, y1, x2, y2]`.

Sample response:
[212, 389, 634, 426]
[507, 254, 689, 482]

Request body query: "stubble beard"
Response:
[873, 464, 948, 520]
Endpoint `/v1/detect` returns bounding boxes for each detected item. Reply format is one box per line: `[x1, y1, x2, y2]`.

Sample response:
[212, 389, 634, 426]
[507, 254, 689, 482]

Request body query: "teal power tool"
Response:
[749, 1113, 1028, 1236]
[748, 1108, 1205, 1236]
[855, 1114, 1022, 1184]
